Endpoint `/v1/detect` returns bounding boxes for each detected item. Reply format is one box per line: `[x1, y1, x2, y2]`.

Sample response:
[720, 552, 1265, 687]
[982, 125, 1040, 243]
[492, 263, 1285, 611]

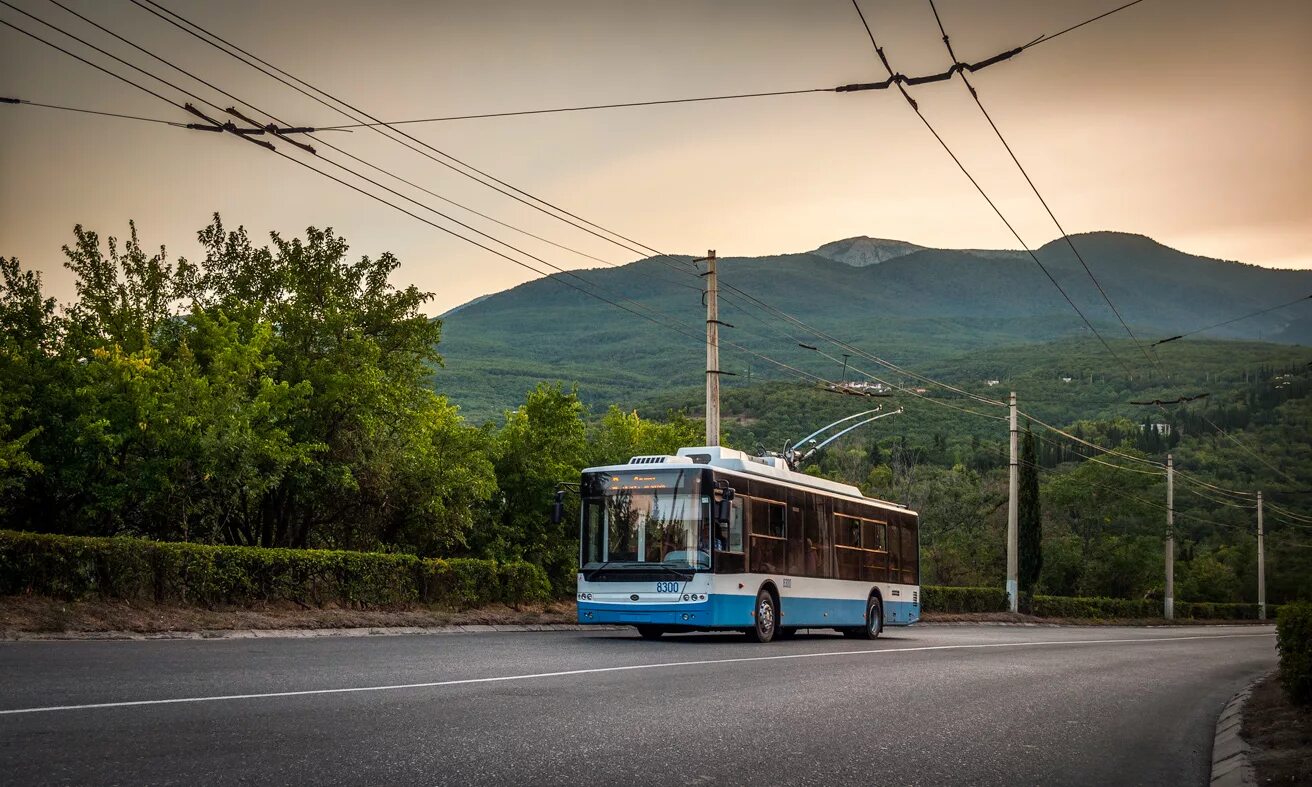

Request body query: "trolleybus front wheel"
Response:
[636, 625, 665, 640]
[747, 589, 777, 643]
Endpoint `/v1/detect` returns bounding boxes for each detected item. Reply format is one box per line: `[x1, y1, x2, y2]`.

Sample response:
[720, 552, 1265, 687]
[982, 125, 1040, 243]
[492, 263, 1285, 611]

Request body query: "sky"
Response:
[2, 0, 1309, 315]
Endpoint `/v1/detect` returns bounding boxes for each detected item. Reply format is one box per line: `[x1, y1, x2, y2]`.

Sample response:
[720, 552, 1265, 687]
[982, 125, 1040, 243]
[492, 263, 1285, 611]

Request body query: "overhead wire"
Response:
[848, 0, 1138, 380]
[1151, 294, 1312, 347]
[316, 88, 839, 128]
[0, 95, 184, 125]
[1267, 501, 1312, 524]
[37, 0, 703, 296]
[129, 0, 1024, 419]
[1021, 0, 1150, 51]
[126, 0, 714, 284]
[927, 0, 1160, 379]
[4, 2, 846, 395]
[981, 440, 1251, 533]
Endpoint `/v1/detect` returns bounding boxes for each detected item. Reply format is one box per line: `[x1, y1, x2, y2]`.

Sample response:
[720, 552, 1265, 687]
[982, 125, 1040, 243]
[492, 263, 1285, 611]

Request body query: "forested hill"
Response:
[436, 232, 1312, 421]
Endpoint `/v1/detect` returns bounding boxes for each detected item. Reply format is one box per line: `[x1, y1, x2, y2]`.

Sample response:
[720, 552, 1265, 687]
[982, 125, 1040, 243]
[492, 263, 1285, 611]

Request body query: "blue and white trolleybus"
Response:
[570, 445, 919, 642]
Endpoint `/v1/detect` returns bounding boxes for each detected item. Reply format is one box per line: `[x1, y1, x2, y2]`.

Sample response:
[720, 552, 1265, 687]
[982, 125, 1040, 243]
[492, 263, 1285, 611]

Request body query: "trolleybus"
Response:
[564, 445, 919, 642]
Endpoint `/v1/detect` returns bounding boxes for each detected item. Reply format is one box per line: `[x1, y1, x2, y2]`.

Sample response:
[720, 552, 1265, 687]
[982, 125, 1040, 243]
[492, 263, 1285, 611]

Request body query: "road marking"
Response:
[0, 632, 1272, 716]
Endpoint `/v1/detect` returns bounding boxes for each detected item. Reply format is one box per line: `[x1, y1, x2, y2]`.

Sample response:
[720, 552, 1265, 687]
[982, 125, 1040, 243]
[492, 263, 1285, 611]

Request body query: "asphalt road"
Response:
[0, 624, 1276, 786]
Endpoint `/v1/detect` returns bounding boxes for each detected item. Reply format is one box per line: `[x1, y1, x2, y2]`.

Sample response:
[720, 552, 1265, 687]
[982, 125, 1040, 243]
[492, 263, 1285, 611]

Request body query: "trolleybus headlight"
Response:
[682, 594, 690, 601]
[586, 593, 592, 600]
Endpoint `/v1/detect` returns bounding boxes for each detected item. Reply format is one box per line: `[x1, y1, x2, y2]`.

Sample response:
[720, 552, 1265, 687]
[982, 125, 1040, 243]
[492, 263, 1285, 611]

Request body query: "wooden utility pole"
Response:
[1165, 454, 1174, 620]
[702, 250, 719, 446]
[1007, 391, 1019, 612]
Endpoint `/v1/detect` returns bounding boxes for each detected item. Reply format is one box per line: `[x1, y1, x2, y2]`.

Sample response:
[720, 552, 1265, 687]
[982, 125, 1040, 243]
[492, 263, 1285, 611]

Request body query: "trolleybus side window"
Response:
[727, 497, 744, 553]
[804, 497, 832, 578]
[748, 497, 787, 574]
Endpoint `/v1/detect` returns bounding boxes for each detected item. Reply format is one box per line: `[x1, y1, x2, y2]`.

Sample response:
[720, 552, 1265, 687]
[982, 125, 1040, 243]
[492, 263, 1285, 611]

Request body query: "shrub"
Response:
[922, 585, 1008, 613]
[1277, 602, 1312, 706]
[1030, 595, 1159, 619]
[1178, 602, 1271, 621]
[0, 529, 548, 610]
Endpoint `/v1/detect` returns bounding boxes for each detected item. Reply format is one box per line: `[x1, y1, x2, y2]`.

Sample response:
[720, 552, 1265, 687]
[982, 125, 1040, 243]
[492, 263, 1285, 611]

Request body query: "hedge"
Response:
[1277, 602, 1312, 706]
[918, 585, 1277, 621]
[921, 585, 1008, 613]
[0, 530, 549, 609]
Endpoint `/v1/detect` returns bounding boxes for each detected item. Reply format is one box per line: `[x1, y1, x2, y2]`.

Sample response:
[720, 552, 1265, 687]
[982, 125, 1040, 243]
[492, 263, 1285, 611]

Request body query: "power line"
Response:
[1022, 0, 1151, 52]
[1151, 293, 1312, 347]
[0, 95, 184, 125]
[1267, 501, 1312, 524]
[847, 0, 1138, 380]
[39, 0, 701, 296]
[984, 440, 1250, 533]
[131, 0, 1018, 421]
[1018, 410, 1163, 469]
[1170, 399, 1302, 487]
[927, 0, 1160, 380]
[316, 88, 837, 128]
[308, 35, 1034, 132]
[10, 1, 854, 400]
[126, 0, 712, 281]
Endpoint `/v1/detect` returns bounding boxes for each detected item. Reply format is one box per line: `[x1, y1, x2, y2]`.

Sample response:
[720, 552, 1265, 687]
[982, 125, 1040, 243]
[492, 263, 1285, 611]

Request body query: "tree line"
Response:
[4, 218, 1310, 602]
[0, 218, 698, 590]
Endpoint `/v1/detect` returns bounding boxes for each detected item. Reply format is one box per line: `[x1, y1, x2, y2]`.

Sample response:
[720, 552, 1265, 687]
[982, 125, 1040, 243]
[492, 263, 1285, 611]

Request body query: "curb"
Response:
[1210, 670, 1271, 786]
[1, 623, 630, 642]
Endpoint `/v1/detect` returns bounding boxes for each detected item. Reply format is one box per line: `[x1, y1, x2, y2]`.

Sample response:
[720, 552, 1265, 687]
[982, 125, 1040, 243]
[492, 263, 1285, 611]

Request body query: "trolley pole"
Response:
[1165, 454, 1174, 620]
[1258, 491, 1266, 620]
[702, 250, 720, 447]
[1006, 391, 1019, 612]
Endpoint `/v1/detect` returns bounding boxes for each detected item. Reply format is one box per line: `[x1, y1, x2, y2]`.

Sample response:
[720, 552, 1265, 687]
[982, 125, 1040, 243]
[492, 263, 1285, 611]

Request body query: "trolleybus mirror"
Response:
[712, 484, 735, 525]
[550, 489, 565, 524]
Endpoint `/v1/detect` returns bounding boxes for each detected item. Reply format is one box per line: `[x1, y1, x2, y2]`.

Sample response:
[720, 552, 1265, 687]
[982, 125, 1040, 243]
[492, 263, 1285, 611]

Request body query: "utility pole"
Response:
[1258, 491, 1266, 620]
[1007, 391, 1019, 612]
[1165, 454, 1174, 620]
[701, 250, 720, 447]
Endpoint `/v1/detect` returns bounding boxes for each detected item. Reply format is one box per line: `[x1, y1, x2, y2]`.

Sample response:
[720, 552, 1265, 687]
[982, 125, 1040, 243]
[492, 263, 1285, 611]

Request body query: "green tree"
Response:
[1019, 424, 1042, 592]
[477, 383, 588, 590]
[587, 406, 701, 467]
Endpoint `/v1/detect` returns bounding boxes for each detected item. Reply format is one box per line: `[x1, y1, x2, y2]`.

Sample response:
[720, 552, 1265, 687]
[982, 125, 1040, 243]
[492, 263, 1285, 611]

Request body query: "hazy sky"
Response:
[2, 0, 1309, 315]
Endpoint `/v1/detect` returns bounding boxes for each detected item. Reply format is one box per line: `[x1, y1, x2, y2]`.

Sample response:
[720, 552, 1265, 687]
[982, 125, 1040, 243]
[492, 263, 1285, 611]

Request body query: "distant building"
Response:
[843, 381, 888, 393]
[985, 380, 1000, 387]
[1060, 376, 1073, 383]
[1139, 422, 1172, 436]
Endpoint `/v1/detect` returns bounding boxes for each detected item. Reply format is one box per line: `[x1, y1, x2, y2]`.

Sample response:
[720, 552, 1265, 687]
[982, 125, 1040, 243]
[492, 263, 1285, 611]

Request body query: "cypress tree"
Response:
[1019, 423, 1043, 593]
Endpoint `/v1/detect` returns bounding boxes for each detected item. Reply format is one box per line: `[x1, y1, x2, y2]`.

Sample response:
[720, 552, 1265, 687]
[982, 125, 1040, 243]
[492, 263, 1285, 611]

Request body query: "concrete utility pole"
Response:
[1165, 454, 1174, 620]
[1007, 391, 1019, 612]
[703, 250, 720, 447]
[1258, 491, 1266, 620]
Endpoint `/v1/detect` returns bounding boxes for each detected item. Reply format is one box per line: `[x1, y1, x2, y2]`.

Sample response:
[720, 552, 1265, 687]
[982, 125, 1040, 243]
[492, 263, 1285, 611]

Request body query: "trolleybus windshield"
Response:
[581, 469, 707, 573]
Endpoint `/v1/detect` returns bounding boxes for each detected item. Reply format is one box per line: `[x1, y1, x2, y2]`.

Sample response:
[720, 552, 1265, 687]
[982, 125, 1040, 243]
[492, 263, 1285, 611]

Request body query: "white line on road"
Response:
[0, 632, 1272, 716]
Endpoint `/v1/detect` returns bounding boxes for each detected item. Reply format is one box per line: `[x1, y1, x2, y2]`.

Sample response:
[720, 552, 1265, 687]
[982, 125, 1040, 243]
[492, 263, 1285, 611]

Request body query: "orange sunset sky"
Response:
[2, 0, 1309, 315]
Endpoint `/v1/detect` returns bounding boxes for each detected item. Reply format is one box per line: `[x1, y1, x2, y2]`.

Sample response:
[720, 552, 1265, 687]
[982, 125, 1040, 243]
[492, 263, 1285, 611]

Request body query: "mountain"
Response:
[811, 236, 925, 267]
[434, 232, 1312, 422]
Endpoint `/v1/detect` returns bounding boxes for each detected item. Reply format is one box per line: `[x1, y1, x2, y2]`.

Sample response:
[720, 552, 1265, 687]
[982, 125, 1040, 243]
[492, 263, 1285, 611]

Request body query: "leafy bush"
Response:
[1278, 602, 1312, 706]
[1030, 595, 1160, 619]
[921, 585, 1008, 613]
[0, 530, 548, 609]
[1177, 602, 1271, 621]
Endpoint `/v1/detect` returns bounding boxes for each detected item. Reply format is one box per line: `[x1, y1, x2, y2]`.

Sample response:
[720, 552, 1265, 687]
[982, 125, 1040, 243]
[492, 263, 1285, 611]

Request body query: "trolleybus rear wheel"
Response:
[860, 597, 882, 639]
[842, 597, 883, 638]
[747, 589, 777, 643]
